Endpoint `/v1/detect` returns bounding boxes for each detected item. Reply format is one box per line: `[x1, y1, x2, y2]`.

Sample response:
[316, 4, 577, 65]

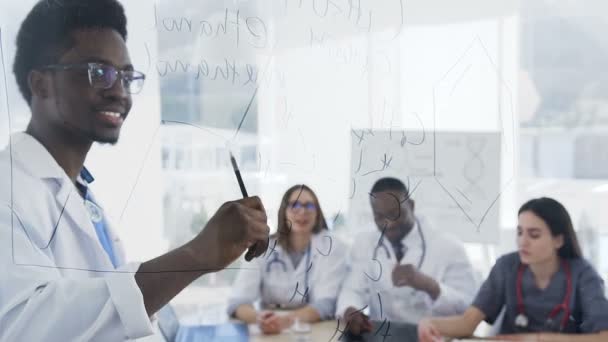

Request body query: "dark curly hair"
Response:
[13, 0, 128, 105]
[370, 177, 409, 196]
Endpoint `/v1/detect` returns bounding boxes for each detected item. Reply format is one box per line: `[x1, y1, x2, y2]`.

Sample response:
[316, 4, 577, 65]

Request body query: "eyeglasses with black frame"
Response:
[39, 62, 146, 94]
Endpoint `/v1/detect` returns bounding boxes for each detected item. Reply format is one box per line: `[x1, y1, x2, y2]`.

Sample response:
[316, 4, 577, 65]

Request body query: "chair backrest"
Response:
[487, 306, 506, 336]
[158, 304, 180, 342]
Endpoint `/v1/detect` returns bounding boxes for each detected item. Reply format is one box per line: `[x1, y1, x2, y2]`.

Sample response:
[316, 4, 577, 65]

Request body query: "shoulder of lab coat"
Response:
[348, 230, 380, 262]
[0, 133, 154, 341]
[335, 230, 379, 318]
[309, 231, 348, 307]
[226, 237, 268, 316]
[311, 230, 348, 260]
[422, 224, 477, 316]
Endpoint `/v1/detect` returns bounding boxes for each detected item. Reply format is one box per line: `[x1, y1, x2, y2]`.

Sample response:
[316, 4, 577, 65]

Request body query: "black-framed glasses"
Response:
[40, 62, 146, 94]
[288, 201, 317, 212]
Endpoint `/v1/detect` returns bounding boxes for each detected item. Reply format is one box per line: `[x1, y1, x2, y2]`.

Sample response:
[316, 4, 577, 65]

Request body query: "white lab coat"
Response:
[0, 133, 159, 341]
[336, 219, 477, 324]
[228, 232, 347, 318]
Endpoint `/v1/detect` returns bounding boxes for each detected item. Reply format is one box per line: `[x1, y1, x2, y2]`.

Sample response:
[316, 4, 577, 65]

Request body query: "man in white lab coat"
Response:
[0, 1, 270, 341]
[336, 177, 477, 336]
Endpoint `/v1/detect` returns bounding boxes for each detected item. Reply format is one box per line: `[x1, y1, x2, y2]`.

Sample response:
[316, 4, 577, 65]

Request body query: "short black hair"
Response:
[370, 177, 409, 196]
[13, 0, 128, 104]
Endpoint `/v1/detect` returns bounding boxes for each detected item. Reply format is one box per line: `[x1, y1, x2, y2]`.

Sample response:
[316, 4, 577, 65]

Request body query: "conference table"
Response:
[177, 319, 503, 341]
[251, 321, 506, 341]
[250, 320, 339, 341]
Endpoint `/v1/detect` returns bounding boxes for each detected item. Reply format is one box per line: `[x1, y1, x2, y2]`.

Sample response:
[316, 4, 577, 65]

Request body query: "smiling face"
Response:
[517, 210, 564, 265]
[370, 190, 416, 243]
[34, 28, 133, 144]
[285, 189, 319, 235]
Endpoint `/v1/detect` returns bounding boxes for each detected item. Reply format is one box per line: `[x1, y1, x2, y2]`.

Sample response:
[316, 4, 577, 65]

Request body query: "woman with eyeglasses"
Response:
[418, 197, 608, 342]
[228, 184, 348, 335]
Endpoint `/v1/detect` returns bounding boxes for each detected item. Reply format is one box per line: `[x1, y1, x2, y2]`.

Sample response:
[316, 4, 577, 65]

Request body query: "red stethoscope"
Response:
[515, 260, 572, 331]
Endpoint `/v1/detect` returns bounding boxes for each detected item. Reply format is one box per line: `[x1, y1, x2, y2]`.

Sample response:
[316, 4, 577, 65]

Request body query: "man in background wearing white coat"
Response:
[0, 1, 269, 341]
[336, 177, 477, 336]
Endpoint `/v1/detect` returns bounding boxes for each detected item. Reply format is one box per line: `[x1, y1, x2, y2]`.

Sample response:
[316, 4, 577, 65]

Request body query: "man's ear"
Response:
[28, 70, 53, 99]
[403, 196, 415, 212]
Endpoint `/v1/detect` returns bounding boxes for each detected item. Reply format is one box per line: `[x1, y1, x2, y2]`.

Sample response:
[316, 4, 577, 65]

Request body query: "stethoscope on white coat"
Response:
[514, 260, 573, 331]
[372, 218, 426, 269]
[265, 243, 313, 301]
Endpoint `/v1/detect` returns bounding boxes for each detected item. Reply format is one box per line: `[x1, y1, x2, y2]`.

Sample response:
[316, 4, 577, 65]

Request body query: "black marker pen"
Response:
[230, 152, 261, 261]
[230, 152, 248, 198]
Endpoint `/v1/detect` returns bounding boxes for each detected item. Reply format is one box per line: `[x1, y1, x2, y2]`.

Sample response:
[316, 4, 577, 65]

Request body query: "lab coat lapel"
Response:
[293, 247, 312, 284]
[104, 215, 127, 267]
[400, 222, 424, 267]
[380, 240, 397, 287]
[377, 234, 396, 263]
[54, 180, 113, 266]
[385, 221, 430, 323]
[262, 245, 295, 306]
[79, 168, 126, 268]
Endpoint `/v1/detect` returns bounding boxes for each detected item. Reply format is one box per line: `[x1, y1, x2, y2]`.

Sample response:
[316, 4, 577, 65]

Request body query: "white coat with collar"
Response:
[228, 231, 347, 318]
[0, 133, 159, 341]
[336, 217, 477, 324]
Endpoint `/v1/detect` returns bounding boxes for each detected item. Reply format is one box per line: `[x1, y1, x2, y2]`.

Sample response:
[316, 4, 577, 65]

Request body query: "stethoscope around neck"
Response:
[372, 219, 426, 269]
[265, 243, 313, 300]
[514, 259, 573, 331]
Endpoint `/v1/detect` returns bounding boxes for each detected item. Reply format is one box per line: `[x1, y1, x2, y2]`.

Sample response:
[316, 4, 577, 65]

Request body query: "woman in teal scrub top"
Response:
[419, 197, 608, 342]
